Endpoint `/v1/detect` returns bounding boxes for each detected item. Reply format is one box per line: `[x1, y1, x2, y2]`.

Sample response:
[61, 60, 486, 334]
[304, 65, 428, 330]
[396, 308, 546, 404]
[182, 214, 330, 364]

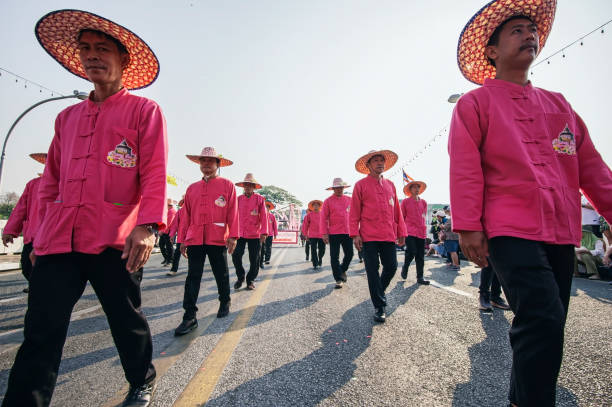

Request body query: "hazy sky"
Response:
[1, 0, 610, 207]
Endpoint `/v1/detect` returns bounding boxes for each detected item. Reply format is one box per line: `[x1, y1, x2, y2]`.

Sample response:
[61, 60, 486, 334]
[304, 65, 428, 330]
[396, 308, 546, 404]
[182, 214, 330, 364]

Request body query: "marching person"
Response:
[231, 173, 268, 290]
[176, 147, 238, 336]
[166, 197, 184, 277]
[2, 153, 46, 293]
[451, 1, 612, 405]
[301, 210, 311, 261]
[2, 10, 167, 407]
[400, 179, 430, 285]
[303, 200, 325, 269]
[321, 177, 353, 288]
[350, 150, 406, 322]
[159, 198, 177, 266]
[260, 201, 278, 267]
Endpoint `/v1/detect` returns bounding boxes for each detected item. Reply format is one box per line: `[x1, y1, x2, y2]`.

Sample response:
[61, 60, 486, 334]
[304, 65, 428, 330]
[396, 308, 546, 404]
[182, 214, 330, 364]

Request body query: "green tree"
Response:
[258, 185, 302, 207]
[0, 192, 19, 220]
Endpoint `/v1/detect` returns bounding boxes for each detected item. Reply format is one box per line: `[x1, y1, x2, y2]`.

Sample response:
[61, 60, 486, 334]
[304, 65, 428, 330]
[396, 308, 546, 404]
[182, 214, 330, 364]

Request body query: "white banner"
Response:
[273, 230, 298, 245]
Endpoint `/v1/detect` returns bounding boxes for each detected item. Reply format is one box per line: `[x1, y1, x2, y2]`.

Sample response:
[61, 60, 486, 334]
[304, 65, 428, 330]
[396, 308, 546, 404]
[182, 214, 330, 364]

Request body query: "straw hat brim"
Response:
[308, 200, 324, 211]
[325, 184, 350, 191]
[403, 181, 427, 196]
[355, 150, 398, 174]
[236, 182, 262, 189]
[265, 202, 276, 210]
[457, 0, 556, 85]
[35, 9, 160, 90]
[186, 155, 233, 167]
[29, 153, 47, 165]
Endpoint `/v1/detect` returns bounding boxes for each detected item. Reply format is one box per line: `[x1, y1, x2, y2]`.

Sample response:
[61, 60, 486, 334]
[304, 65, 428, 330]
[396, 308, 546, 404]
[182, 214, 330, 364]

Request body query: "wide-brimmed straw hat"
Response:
[308, 200, 323, 211]
[35, 9, 160, 90]
[265, 201, 276, 210]
[186, 147, 233, 167]
[29, 153, 47, 165]
[326, 177, 351, 191]
[236, 173, 262, 189]
[457, 0, 556, 85]
[354, 149, 398, 174]
[403, 180, 427, 196]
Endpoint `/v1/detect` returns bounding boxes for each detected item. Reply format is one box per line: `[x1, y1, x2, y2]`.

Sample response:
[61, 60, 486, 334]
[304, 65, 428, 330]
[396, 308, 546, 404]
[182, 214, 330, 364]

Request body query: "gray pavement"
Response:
[0, 247, 610, 406]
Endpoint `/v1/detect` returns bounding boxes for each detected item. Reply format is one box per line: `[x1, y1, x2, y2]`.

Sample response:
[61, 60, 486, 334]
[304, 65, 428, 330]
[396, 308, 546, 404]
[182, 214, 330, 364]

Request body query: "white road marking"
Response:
[430, 281, 474, 298]
[0, 295, 26, 304]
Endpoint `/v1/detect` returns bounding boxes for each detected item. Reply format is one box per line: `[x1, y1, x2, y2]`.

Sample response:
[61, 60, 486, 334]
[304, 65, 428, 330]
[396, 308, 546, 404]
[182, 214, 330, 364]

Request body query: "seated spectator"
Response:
[582, 195, 602, 237]
[575, 227, 605, 280]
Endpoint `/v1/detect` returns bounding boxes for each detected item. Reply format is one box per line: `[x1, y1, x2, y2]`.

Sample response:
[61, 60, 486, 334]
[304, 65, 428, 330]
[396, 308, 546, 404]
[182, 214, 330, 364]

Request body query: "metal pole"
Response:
[0, 91, 87, 189]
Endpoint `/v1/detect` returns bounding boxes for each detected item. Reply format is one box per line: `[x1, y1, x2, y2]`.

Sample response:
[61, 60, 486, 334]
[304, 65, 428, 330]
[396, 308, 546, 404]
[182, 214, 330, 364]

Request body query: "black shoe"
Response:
[478, 295, 493, 312]
[260, 263, 265, 269]
[234, 280, 243, 290]
[305, 257, 309, 261]
[265, 261, 270, 264]
[217, 302, 230, 318]
[318, 261, 323, 267]
[246, 282, 255, 290]
[400, 268, 407, 280]
[334, 281, 343, 289]
[417, 279, 430, 285]
[122, 381, 156, 407]
[161, 260, 168, 265]
[174, 318, 198, 336]
[359, 259, 363, 263]
[22, 287, 29, 293]
[491, 297, 511, 310]
[373, 307, 386, 323]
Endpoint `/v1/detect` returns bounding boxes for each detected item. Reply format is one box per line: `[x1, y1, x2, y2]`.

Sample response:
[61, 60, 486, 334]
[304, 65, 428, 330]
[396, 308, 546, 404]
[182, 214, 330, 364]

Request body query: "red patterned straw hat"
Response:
[326, 177, 351, 191]
[457, 0, 556, 85]
[236, 173, 262, 189]
[265, 201, 276, 210]
[186, 147, 233, 167]
[308, 200, 323, 211]
[35, 9, 160, 90]
[354, 149, 398, 174]
[403, 180, 427, 196]
[29, 153, 47, 165]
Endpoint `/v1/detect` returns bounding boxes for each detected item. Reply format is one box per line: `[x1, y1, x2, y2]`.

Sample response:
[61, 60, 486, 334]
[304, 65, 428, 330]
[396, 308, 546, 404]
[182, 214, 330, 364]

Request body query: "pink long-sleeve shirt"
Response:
[168, 207, 182, 240]
[237, 193, 268, 239]
[4, 177, 42, 244]
[401, 197, 427, 239]
[161, 206, 177, 235]
[349, 175, 406, 242]
[179, 177, 239, 246]
[320, 194, 351, 235]
[34, 89, 168, 255]
[303, 211, 323, 239]
[267, 211, 278, 238]
[449, 79, 612, 245]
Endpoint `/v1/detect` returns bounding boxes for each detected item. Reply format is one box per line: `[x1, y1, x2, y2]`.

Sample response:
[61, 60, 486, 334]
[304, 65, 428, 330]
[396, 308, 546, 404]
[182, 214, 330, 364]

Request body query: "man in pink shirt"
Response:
[321, 178, 353, 288]
[260, 201, 278, 267]
[231, 173, 268, 290]
[303, 200, 325, 270]
[3, 11, 167, 407]
[2, 153, 46, 292]
[159, 198, 177, 266]
[400, 179, 430, 285]
[176, 147, 238, 336]
[166, 197, 184, 277]
[350, 150, 406, 322]
[451, 2, 612, 405]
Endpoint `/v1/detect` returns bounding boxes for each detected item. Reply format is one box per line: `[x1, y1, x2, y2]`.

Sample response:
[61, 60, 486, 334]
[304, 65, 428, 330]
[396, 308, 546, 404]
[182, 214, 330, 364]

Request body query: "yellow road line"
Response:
[173, 248, 287, 407]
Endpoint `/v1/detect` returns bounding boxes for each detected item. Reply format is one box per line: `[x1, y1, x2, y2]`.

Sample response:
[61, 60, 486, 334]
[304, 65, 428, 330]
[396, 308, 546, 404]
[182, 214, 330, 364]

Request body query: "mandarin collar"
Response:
[86, 87, 129, 109]
[483, 78, 534, 95]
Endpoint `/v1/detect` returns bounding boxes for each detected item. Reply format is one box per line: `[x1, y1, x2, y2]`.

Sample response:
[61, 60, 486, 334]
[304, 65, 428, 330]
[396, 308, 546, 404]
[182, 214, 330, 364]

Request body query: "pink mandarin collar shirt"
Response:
[267, 211, 278, 238]
[179, 177, 239, 246]
[168, 207, 182, 240]
[34, 88, 168, 255]
[401, 196, 427, 239]
[303, 211, 323, 239]
[449, 78, 612, 245]
[161, 206, 177, 234]
[237, 193, 268, 239]
[349, 175, 407, 242]
[321, 194, 351, 235]
[4, 177, 42, 244]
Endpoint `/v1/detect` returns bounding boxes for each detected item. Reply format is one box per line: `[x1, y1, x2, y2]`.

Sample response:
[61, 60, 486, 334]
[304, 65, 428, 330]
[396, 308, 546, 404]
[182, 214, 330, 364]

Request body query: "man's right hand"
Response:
[2, 234, 14, 247]
[322, 234, 329, 245]
[180, 244, 188, 258]
[459, 231, 489, 267]
[352, 236, 363, 252]
[30, 251, 37, 267]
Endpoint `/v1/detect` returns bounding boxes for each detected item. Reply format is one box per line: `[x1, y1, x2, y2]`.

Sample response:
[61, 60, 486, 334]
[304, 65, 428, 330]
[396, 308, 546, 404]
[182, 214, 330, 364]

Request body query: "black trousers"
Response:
[170, 243, 182, 272]
[2, 249, 155, 407]
[329, 234, 353, 282]
[488, 237, 574, 407]
[478, 265, 502, 300]
[263, 235, 273, 262]
[159, 233, 174, 262]
[20, 242, 34, 282]
[183, 245, 230, 320]
[402, 236, 425, 279]
[304, 239, 310, 259]
[362, 241, 397, 309]
[231, 238, 261, 284]
[309, 238, 325, 267]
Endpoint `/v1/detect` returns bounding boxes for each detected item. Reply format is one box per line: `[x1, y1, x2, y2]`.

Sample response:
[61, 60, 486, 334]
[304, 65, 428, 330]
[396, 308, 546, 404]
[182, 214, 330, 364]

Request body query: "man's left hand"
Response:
[227, 237, 237, 254]
[260, 234, 267, 243]
[122, 225, 156, 273]
[397, 236, 405, 247]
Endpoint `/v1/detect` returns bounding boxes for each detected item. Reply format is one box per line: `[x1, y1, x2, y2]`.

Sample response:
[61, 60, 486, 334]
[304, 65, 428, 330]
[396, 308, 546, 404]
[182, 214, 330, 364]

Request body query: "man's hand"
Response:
[30, 251, 37, 267]
[322, 234, 329, 245]
[397, 236, 405, 247]
[121, 225, 156, 273]
[259, 234, 267, 244]
[226, 237, 237, 255]
[458, 231, 489, 268]
[2, 234, 14, 247]
[181, 244, 188, 258]
[353, 236, 363, 252]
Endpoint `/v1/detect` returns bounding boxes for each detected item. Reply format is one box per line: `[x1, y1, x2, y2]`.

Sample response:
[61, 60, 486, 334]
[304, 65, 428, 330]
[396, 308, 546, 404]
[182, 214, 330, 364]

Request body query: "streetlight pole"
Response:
[0, 90, 89, 189]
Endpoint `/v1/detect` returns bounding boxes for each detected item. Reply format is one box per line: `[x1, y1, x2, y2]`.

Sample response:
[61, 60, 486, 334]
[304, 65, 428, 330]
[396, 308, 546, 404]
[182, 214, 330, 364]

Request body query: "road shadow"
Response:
[569, 278, 612, 305]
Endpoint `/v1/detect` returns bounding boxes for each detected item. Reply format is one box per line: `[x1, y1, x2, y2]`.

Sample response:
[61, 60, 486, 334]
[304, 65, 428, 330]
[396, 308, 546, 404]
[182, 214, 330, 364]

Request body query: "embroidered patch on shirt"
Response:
[552, 124, 576, 155]
[346, 205, 350, 212]
[107, 139, 137, 168]
[215, 196, 226, 207]
[251, 209, 258, 216]
[389, 198, 394, 206]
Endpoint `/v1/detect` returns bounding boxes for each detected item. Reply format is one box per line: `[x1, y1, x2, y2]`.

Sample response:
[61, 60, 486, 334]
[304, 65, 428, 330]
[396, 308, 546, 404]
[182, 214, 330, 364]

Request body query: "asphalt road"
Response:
[0, 246, 610, 406]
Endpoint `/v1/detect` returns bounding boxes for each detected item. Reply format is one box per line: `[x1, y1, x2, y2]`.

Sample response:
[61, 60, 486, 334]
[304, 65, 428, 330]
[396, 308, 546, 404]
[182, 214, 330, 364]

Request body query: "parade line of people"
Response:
[1, 0, 611, 406]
